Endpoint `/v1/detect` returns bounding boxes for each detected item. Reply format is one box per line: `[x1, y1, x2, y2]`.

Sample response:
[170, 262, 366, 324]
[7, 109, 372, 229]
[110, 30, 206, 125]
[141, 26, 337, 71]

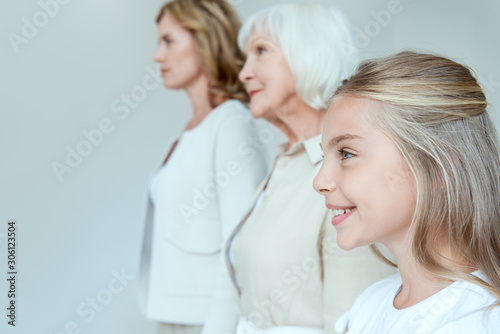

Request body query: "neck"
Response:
[184, 76, 220, 130]
[387, 235, 471, 309]
[393, 252, 449, 309]
[270, 96, 325, 150]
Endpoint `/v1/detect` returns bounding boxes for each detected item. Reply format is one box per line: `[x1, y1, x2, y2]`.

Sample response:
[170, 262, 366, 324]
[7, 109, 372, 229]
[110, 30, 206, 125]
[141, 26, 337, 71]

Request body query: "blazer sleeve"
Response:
[319, 211, 397, 334]
[202, 110, 270, 334]
[137, 196, 155, 314]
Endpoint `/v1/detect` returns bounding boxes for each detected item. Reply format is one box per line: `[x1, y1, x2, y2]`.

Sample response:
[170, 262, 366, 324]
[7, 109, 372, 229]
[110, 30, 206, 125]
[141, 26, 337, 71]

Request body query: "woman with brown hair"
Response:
[138, 1, 270, 333]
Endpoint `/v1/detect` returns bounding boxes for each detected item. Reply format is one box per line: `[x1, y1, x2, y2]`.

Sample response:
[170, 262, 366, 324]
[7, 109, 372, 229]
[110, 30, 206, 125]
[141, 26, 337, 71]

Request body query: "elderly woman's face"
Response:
[239, 33, 297, 120]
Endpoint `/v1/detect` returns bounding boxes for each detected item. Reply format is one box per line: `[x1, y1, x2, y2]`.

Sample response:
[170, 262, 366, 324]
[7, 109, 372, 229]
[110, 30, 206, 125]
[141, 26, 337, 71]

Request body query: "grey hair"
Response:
[238, 3, 358, 110]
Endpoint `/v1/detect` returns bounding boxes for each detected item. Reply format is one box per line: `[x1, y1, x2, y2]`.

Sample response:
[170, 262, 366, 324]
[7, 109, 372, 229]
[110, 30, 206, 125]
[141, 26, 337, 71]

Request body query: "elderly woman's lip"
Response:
[248, 89, 262, 98]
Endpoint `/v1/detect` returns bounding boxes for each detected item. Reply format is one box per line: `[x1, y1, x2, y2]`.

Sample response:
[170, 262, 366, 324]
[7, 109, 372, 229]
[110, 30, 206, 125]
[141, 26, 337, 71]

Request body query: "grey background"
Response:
[0, 0, 499, 333]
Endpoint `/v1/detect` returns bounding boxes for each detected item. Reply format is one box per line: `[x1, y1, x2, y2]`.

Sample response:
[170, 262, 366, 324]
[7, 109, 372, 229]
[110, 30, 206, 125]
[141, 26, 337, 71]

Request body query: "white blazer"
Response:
[138, 100, 271, 333]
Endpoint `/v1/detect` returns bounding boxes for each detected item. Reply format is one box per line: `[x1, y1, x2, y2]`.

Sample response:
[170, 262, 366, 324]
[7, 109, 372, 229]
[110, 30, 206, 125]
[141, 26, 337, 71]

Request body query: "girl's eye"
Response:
[339, 149, 355, 160]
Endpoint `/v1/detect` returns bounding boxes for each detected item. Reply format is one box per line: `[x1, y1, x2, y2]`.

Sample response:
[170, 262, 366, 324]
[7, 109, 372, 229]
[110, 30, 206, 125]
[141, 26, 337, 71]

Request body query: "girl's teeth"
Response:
[332, 208, 353, 217]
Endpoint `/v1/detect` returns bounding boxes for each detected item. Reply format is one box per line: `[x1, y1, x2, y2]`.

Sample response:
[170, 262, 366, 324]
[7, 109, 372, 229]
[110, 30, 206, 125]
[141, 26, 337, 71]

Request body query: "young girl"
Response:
[313, 51, 500, 333]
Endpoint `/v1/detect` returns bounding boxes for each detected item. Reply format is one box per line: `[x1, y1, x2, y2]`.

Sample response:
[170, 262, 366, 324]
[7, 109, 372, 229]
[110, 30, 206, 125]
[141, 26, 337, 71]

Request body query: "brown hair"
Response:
[157, 0, 248, 106]
[332, 51, 500, 304]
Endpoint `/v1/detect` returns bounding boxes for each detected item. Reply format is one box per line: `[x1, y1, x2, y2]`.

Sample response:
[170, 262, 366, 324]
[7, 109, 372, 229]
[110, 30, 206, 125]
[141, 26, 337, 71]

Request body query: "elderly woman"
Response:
[225, 3, 397, 334]
[138, 1, 270, 334]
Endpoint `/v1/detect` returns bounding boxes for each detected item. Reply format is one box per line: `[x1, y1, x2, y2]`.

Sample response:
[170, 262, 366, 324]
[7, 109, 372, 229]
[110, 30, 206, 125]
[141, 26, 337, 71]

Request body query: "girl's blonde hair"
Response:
[333, 51, 500, 303]
[157, 0, 248, 106]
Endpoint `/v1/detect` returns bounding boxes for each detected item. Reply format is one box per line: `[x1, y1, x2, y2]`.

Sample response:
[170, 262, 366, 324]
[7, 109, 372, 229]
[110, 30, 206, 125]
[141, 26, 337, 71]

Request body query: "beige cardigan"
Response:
[226, 135, 397, 334]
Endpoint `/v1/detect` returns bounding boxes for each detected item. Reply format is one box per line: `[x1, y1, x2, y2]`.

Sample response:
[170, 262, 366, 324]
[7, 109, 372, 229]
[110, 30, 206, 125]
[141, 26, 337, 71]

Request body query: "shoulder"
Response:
[446, 278, 500, 322]
[211, 100, 258, 142]
[434, 289, 500, 334]
[412, 275, 499, 333]
[211, 99, 252, 123]
[451, 273, 499, 311]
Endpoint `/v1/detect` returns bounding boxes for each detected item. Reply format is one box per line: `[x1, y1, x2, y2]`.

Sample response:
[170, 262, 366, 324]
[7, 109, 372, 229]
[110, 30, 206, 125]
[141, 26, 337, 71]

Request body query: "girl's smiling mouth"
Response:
[326, 205, 357, 226]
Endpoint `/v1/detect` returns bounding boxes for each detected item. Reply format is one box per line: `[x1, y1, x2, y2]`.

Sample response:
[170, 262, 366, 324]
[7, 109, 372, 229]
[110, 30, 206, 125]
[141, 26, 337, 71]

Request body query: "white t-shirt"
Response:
[335, 273, 500, 334]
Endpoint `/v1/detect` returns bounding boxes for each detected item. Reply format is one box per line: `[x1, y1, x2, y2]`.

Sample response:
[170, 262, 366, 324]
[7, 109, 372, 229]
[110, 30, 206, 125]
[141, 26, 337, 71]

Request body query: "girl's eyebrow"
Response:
[326, 134, 363, 150]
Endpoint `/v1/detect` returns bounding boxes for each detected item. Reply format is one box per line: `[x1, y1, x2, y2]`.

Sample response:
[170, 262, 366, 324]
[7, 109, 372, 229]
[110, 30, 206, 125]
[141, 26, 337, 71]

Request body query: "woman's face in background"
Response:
[154, 13, 206, 90]
[239, 32, 297, 120]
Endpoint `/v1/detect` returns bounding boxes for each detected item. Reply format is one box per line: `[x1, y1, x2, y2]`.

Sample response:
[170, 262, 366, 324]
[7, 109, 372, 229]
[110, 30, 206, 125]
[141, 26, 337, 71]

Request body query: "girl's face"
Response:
[313, 95, 417, 252]
[238, 32, 297, 120]
[154, 14, 206, 90]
